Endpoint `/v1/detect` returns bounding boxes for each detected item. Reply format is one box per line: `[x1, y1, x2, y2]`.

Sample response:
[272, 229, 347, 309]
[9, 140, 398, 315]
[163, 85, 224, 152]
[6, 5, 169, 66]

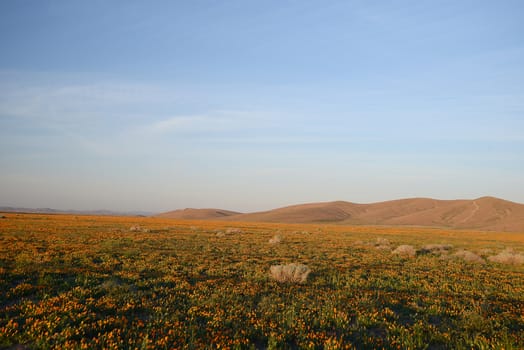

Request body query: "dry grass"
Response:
[488, 249, 524, 265]
[375, 237, 390, 246]
[478, 248, 494, 256]
[215, 228, 242, 236]
[269, 234, 283, 244]
[374, 237, 391, 250]
[129, 225, 150, 233]
[453, 250, 485, 264]
[269, 263, 311, 283]
[225, 228, 243, 234]
[392, 245, 416, 257]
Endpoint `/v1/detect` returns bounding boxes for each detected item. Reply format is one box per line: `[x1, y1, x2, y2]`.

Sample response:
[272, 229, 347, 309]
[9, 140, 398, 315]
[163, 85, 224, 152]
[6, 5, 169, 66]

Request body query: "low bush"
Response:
[392, 245, 416, 257]
[419, 244, 453, 254]
[226, 228, 242, 234]
[454, 250, 485, 264]
[374, 238, 391, 250]
[129, 225, 150, 233]
[269, 263, 311, 283]
[269, 234, 282, 244]
[488, 249, 524, 265]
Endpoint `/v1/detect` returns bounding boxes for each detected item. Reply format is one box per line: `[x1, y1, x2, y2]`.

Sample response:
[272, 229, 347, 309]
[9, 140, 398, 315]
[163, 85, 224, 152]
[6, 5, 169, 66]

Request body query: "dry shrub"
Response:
[392, 245, 416, 257]
[454, 250, 485, 264]
[215, 232, 225, 238]
[226, 228, 242, 234]
[478, 248, 493, 256]
[269, 234, 282, 244]
[376, 238, 390, 246]
[488, 249, 524, 265]
[375, 237, 391, 250]
[270, 263, 311, 284]
[130, 225, 150, 233]
[422, 243, 453, 252]
[419, 244, 453, 255]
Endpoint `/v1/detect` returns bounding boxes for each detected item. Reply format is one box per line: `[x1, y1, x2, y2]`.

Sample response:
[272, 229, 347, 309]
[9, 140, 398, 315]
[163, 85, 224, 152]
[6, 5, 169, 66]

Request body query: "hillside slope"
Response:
[342, 197, 524, 231]
[157, 197, 524, 232]
[155, 208, 242, 220]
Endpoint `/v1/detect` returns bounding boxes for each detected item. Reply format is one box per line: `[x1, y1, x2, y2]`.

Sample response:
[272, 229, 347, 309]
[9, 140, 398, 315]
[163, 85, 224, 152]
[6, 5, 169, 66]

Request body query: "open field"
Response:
[1, 213, 523, 349]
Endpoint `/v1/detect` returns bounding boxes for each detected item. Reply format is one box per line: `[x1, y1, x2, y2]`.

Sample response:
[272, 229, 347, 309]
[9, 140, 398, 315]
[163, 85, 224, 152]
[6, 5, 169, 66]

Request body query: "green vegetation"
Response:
[1, 213, 523, 349]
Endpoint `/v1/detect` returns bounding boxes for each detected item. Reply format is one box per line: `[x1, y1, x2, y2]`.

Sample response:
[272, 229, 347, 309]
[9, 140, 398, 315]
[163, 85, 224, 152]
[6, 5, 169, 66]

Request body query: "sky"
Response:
[1, 0, 523, 213]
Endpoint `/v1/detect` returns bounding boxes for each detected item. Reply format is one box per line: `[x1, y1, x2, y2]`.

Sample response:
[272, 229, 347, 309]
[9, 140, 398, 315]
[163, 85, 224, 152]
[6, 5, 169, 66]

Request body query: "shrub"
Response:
[376, 238, 390, 246]
[270, 263, 311, 283]
[478, 248, 493, 256]
[129, 225, 150, 232]
[269, 234, 282, 244]
[419, 244, 453, 255]
[226, 228, 242, 234]
[374, 237, 391, 250]
[488, 249, 524, 265]
[454, 250, 485, 264]
[392, 245, 416, 257]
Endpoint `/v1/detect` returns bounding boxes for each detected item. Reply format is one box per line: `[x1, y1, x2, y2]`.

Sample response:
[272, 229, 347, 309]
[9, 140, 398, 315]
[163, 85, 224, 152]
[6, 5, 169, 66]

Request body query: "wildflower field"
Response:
[1, 213, 523, 349]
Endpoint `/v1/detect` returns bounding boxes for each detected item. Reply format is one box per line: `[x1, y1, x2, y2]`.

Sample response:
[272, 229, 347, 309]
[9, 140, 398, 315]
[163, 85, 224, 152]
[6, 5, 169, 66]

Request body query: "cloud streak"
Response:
[147, 114, 241, 134]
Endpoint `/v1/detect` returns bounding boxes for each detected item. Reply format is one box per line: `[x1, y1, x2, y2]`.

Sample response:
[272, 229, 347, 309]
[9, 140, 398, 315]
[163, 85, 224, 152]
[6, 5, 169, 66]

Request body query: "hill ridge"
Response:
[155, 208, 242, 220]
[156, 197, 524, 232]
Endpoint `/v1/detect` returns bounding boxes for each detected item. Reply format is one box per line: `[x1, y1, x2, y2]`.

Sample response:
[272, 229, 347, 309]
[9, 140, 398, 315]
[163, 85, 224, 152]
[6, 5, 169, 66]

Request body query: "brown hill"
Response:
[219, 197, 524, 232]
[222, 201, 360, 224]
[346, 197, 524, 231]
[156, 208, 241, 220]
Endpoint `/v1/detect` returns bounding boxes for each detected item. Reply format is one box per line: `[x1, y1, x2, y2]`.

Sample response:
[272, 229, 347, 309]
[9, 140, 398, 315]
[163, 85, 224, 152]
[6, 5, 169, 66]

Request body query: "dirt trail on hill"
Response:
[461, 200, 479, 223]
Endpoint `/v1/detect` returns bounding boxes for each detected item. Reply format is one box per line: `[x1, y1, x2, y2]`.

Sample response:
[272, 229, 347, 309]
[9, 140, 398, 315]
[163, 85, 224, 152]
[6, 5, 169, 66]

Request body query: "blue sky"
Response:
[1, 1, 523, 212]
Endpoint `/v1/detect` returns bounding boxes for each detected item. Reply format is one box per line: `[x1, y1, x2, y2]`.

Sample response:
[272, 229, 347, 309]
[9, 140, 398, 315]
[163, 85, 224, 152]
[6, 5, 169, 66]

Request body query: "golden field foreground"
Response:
[1, 214, 523, 349]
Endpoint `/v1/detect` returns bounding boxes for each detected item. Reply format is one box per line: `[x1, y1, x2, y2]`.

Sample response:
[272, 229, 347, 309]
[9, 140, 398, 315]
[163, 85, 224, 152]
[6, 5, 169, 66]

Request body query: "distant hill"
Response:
[155, 208, 242, 220]
[223, 201, 357, 223]
[0, 207, 152, 217]
[6, 196, 524, 232]
[158, 197, 524, 232]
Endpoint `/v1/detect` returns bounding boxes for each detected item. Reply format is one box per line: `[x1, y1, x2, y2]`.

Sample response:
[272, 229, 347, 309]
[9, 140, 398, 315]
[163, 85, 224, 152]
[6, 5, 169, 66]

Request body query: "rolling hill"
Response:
[155, 208, 241, 220]
[157, 197, 524, 232]
[0, 206, 152, 216]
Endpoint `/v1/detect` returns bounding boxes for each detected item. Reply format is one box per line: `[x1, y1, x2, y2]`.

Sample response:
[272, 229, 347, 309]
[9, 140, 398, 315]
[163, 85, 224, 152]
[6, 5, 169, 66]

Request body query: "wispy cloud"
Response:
[0, 74, 184, 123]
[144, 110, 275, 135]
[148, 115, 230, 133]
